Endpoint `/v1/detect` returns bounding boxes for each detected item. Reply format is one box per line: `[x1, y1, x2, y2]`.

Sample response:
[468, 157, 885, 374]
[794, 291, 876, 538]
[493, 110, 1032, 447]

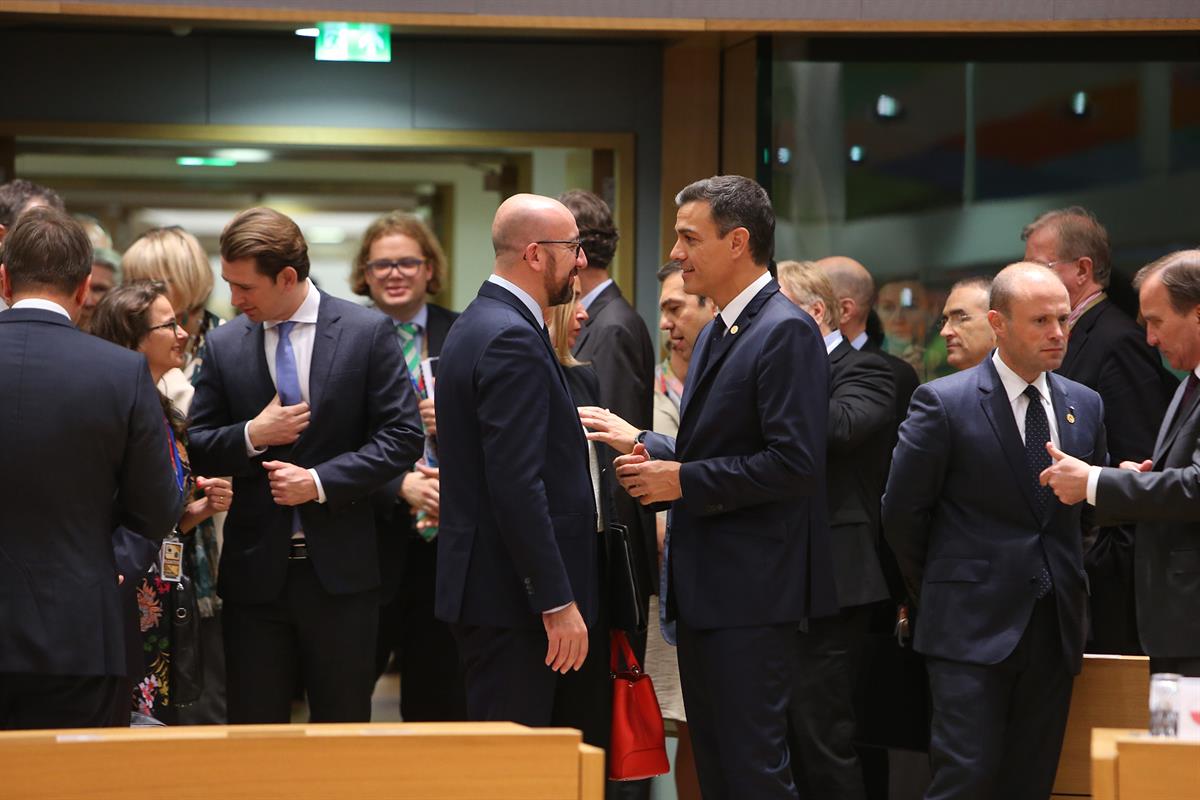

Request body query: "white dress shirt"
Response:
[717, 270, 773, 334]
[850, 330, 868, 350]
[824, 329, 844, 355]
[1086, 364, 1200, 504]
[11, 298, 71, 319]
[244, 280, 327, 504]
[487, 273, 545, 327]
[580, 277, 613, 312]
[991, 350, 1061, 449]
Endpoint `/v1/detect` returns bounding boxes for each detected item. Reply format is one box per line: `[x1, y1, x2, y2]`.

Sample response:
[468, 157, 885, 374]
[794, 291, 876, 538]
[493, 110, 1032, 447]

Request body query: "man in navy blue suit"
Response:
[614, 175, 836, 799]
[434, 194, 596, 726]
[188, 207, 423, 723]
[883, 262, 1107, 800]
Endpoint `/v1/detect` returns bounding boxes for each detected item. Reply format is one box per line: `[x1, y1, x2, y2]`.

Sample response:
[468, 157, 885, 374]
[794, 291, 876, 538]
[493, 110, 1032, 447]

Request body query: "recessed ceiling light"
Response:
[295, 27, 320, 38]
[177, 157, 237, 167]
[848, 145, 866, 163]
[212, 148, 272, 163]
[1070, 91, 1089, 117]
[875, 94, 902, 120]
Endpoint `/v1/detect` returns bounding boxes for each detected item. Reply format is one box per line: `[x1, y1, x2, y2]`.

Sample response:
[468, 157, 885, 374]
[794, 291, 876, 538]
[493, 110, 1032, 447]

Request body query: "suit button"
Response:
[523, 577, 534, 596]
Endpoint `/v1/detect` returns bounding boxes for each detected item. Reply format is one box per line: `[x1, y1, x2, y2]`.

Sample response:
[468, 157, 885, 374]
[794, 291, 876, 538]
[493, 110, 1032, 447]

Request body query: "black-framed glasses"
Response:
[367, 257, 427, 277]
[535, 239, 583, 258]
[147, 319, 183, 335]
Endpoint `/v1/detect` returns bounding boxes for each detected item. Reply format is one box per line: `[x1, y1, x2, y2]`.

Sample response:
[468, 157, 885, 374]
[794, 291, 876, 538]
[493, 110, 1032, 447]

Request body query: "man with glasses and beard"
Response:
[435, 194, 599, 729]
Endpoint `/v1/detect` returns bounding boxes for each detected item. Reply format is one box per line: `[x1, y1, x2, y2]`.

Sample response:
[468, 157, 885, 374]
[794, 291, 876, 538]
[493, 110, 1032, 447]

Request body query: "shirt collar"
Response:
[580, 278, 613, 312]
[992, 349, 1050, 404]
[824, 329, 844, 354]
[718, 271, 772, 331]
[396, 303, 428, 331]
[487, 273, 545, 328]
[264, 280, 320, 329]
[849, 330, 868, 350]
[11, 298, 71, 320]
[1067, 290, 1106, 331]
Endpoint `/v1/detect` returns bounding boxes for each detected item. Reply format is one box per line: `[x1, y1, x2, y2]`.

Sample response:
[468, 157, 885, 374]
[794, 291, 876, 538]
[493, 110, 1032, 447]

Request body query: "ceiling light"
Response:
[848, 145, 866, 164]
[295, 27, 320, 37]
[1070, 91, 1089, 117]
[176, 157, 237, 167]
[875, 94, 903, 120]
[212, 148, 272, 163]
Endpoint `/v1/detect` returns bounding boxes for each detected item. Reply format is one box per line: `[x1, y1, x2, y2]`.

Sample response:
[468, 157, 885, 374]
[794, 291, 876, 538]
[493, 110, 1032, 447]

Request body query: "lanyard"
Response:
[164, 417, 187, 496]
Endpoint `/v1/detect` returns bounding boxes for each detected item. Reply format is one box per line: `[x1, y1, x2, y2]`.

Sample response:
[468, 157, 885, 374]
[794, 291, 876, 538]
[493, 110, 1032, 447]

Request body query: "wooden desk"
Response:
[0, 722, 604, 800]
[1092, 727, 1200, 800]
[1053, 655, 1149, 797]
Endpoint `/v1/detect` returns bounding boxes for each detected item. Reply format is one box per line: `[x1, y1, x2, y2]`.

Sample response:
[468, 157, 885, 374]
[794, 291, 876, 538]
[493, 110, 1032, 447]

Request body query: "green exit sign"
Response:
[315, 23, 391, 63]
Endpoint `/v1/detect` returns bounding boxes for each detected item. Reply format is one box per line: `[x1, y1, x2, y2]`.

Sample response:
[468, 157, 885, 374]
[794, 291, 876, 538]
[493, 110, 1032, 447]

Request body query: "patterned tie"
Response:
[275, 321, 303, 406]
[274, 321, 304, 535]
[396, 321, 422, 387]
[1023, 384, 1054, 598]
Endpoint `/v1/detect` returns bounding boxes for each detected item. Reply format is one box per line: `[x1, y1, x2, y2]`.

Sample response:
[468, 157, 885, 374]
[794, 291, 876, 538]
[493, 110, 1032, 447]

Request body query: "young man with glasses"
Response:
[351, 211, 467, 722]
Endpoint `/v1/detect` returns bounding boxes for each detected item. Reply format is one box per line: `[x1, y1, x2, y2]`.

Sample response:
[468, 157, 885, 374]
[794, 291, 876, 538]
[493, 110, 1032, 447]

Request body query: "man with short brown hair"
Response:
[188, 206, 423, 723]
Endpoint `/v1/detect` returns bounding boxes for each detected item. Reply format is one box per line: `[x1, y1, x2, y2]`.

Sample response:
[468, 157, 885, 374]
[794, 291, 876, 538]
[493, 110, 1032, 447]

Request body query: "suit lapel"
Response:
[245, 321, 277, 405]
[1060, 301, 1101, 375]
[307, 292, 342, 414]
[978, 361, 1041, 523]
[477, 280, 572, 396]
[1155, 378, 1199, 464]
[1047, 374, 1082, 525]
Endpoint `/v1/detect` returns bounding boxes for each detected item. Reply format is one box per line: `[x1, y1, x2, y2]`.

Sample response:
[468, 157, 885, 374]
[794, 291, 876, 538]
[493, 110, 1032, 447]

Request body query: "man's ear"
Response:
[1076, 257, 1094, 286]
[727, 227, 750, 260]
[0, 264, 10, 304]
[73, 272, 93, 307]
[522, 242, 543, 273]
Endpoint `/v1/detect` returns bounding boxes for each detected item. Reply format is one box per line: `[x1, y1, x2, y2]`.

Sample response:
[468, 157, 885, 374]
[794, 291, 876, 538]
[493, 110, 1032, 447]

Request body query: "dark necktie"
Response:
[1023, 384, 1054, 598]
[709, 316, 727, 346]
[1177, 373, 1200, 427]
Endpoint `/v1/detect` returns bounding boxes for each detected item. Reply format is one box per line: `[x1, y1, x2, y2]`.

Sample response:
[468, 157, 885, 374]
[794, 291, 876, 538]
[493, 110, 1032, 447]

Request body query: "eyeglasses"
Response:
[938, 312, 976, 330]
[535, 240, 583, 258]
[1032, 258, 1079, 270]
[367, 257, 427, 277]
[147, 319, 183, 335]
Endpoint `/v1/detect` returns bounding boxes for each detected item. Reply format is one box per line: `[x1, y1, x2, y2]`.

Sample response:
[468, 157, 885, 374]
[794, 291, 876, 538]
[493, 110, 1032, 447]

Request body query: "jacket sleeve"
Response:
[1097, 331, 1178, 463]
[828, 352, 895, 453]
[882, 382, 952, 605]
[1096, 431, 1200, 524]
[116, 357, 184, 541]
[676, 316, 829, 515]
[186, 331, 260, 478]
[310, 315, 424, 508]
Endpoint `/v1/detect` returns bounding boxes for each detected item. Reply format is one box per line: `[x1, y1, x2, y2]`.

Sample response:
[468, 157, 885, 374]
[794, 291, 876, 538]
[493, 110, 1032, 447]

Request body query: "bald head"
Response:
[817, 256, 875, 307]
[492, 194, 577, 260]
[989, 262, 1067, 317]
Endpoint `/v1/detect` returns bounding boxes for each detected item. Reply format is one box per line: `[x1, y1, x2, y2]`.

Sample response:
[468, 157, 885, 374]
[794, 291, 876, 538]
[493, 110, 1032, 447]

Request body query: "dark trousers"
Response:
[376, 535, 467, 721]
[925, 596, 1073, 800]
[0, 673, 124, 730]
[676, 617, 799, 800]
[789, 604, 872, 800]
[1149, 656, 1200, 677]
[223, 558, 379, 723]
[451, 621, 610, 748]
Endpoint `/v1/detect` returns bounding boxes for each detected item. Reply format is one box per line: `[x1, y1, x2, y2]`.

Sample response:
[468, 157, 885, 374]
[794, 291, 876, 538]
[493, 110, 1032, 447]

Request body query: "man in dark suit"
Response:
[351, 211, 465, 721]
[1023, 206, 1178, 655]
[0, 207, 181, 728]
[615, 176, 837, 799]
[1041, 250, 1200, 677]
[777, 259, 895, 799]
[884, 262, 1107, 799]
[561, 190, 657, 626]
[188, 207, 423, 724]
[435, 193, 596, 726]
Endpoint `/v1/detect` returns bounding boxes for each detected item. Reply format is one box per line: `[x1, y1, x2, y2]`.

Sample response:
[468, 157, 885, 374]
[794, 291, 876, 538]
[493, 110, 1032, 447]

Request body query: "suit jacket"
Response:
[883, 358, 1106, 673]
[1095, 376, 1200, 657]
[373, 303, 459, 603]
[572, 281, 657, 598]
[643, 279, 838, 629]
[187, 291, 423, 604]
[827, 338, 895, 609]
[434, 281, 598, 629]
[864, 340, 919, 433]
[0, 309, 181, 676]
[1057, 297, 1177, 464]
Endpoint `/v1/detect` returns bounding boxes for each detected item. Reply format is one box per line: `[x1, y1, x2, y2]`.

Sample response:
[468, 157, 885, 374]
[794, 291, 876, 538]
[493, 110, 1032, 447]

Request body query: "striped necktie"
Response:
[396, 321, 422, 386]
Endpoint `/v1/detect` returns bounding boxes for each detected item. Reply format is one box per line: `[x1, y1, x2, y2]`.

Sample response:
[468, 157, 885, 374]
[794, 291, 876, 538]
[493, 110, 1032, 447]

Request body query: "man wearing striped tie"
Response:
[188, 207, 423, 724]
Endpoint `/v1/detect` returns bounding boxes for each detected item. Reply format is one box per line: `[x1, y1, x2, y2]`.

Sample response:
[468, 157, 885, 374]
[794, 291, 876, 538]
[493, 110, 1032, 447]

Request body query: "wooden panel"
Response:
[1117, 735, 1200, 798]
[578, 743, 605, 800]
[720, 36, 757, 180]
[659, 36, 720, 261]
[1054, 655, 1149, 796]
[0, 722, 591, 800]
[1089, 728, 1128, 800]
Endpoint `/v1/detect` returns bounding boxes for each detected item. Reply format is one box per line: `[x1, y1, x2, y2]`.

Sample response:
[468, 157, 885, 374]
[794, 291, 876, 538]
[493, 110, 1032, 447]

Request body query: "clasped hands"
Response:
[1038, 442, 1151, 505]
[577, 406, 682, 505]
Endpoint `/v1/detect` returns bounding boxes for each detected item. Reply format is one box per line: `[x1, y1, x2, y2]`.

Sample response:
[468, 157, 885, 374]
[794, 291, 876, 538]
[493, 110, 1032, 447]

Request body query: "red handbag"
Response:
[608, 629, 670, 781]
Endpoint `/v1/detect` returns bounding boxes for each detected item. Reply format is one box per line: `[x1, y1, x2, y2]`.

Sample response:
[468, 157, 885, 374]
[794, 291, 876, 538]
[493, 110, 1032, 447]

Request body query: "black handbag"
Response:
[168, 572, 204, 708]
[607, 523, 648, 632]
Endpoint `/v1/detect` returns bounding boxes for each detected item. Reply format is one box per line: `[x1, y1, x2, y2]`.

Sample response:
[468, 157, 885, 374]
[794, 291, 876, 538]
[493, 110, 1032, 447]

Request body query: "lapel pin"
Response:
[730, 324, 740, 335]
[1066, 405, 1076, 424]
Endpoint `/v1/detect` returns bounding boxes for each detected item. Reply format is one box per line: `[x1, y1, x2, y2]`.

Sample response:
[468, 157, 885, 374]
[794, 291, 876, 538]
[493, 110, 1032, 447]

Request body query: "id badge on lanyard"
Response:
[160, 418, 188, 583]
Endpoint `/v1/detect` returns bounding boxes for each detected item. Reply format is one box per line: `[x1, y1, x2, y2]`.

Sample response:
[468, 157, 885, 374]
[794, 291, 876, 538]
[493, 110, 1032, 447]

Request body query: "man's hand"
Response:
[1039, 442, 1090, 505]
[1119, 459, 1153, 473]
[263, 461, 318, 506]
[400, 461, 440, 515]
[419, 398, 437, 438]
[542, 602, 588, 673]
[615, 443, 683, 505]
[248, 395, 310, 449]
[577, 406, 639, 455]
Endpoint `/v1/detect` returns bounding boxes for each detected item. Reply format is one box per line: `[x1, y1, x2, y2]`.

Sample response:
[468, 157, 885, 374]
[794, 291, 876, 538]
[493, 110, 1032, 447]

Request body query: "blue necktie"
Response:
[275, 321, 304, 535]
[1023, 384, 1054, 598]
[275, 321, 303, 406]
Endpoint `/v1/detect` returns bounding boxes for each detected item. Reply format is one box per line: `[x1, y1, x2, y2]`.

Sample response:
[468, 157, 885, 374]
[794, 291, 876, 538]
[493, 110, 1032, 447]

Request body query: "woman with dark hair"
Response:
[91, 281, 232, 721]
